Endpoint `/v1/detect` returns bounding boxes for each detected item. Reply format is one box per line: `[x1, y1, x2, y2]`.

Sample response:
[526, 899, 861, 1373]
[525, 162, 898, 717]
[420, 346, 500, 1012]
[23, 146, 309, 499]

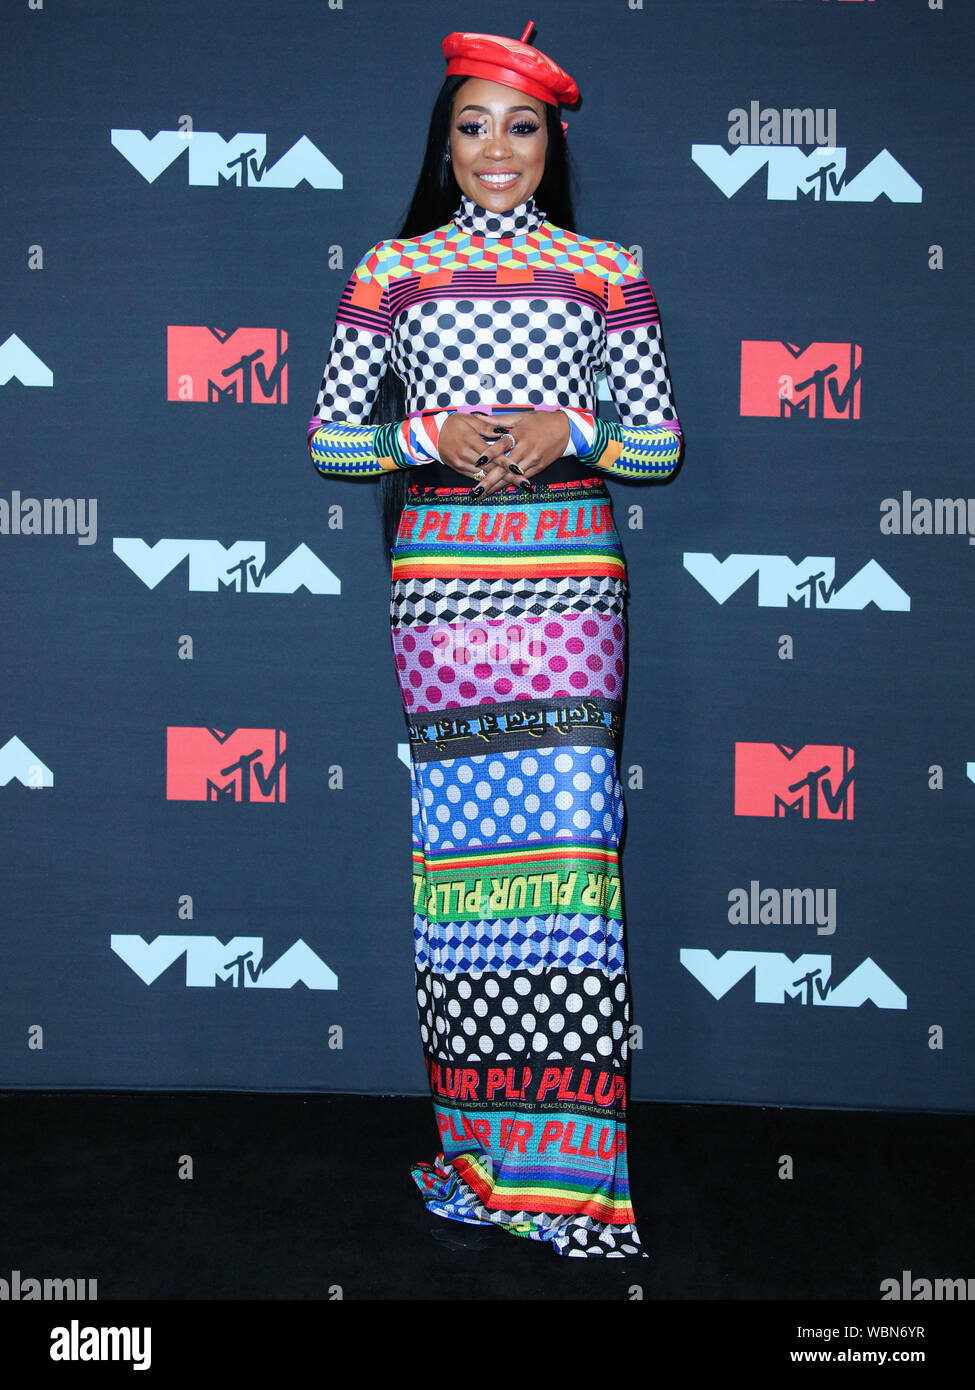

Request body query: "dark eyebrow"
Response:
[456, 104, 542, 117]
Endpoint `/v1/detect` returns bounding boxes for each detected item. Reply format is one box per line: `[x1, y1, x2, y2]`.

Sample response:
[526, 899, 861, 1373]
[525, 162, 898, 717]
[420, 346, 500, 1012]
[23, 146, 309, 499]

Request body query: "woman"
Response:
[307, 25, 681, 1259]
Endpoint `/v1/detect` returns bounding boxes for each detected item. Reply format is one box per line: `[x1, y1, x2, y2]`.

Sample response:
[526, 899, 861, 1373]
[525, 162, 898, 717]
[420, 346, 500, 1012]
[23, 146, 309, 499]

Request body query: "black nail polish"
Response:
[508, 462, 525, 476]
[471, 484, 485, 498]
[518, 480, 534, 492]
[475, 455, 488, 467]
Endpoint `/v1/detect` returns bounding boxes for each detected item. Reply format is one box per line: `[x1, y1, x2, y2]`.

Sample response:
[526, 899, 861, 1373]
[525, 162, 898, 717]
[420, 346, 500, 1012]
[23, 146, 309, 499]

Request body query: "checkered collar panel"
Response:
[451, 193, 546, 240]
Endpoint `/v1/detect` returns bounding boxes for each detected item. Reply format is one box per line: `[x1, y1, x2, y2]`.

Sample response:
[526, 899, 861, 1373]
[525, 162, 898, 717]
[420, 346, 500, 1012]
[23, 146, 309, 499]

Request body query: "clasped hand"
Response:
[437, 410, 571, 496]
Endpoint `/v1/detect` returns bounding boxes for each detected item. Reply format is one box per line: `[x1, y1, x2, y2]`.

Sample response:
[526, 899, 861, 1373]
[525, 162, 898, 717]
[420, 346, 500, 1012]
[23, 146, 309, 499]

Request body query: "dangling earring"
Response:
[442, 147, 451, 167]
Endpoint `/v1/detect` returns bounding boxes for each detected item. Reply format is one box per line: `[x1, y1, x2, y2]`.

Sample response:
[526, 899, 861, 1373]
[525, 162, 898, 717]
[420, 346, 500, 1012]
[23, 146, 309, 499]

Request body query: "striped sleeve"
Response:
[561, 248, 682, 480]
[307, 249, 450, 475]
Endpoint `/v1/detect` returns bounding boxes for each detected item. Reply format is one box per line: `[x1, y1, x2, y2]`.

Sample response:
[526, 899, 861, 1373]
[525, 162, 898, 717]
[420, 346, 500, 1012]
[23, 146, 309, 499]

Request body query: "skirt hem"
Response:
[411, 1155, 648, 1259]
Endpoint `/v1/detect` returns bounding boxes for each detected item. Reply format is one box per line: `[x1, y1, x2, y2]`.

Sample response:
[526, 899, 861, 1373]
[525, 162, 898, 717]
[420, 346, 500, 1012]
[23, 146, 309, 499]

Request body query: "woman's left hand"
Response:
[469, 410, 571, 497]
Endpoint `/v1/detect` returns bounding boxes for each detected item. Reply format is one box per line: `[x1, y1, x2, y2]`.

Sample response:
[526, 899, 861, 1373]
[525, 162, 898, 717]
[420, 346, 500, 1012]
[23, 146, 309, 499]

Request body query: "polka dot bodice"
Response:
[388, 294, 603, 409]
[312, 193, 679, 427]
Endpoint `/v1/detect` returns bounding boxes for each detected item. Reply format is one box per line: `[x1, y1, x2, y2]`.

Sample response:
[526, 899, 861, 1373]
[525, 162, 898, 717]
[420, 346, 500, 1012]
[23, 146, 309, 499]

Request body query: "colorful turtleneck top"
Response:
[307, 193, 681, 480]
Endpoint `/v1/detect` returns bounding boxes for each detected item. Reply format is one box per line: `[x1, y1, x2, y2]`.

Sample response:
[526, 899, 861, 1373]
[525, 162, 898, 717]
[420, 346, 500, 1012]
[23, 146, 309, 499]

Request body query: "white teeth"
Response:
[480, 173, 517, 184]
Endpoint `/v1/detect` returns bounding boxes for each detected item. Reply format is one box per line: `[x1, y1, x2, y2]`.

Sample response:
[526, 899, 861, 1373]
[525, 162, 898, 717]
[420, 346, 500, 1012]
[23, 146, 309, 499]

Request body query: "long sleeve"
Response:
[307, 249, 452, 476]
[560, 250, 682, 480]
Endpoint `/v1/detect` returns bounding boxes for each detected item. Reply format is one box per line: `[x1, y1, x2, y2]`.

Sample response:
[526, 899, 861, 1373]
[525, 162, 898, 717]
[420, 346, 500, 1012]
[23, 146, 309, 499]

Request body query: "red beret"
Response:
[442, 22, 579, 107]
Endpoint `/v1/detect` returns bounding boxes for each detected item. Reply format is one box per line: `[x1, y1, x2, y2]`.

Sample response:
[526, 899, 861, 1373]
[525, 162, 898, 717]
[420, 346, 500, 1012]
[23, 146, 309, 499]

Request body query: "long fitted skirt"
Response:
[390, 473, 645, 1258]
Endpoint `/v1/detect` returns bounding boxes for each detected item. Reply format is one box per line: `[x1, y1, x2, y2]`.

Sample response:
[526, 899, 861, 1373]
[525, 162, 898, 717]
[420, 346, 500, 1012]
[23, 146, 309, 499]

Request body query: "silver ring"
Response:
[498, 431, 516, 452]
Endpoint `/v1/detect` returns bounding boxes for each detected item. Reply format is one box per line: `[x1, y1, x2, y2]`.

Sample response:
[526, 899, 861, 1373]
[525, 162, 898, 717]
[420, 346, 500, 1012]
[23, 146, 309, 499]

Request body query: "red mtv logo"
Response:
[740, 341, 861, 419]
[167, 727, 286, 802]
[167, 327, 288, 404]
[735, 743, 854, 820]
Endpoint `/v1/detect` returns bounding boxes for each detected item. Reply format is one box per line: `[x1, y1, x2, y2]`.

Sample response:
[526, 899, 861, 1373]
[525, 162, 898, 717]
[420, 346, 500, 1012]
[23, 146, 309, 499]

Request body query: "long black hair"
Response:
[373, 73, 577, 555]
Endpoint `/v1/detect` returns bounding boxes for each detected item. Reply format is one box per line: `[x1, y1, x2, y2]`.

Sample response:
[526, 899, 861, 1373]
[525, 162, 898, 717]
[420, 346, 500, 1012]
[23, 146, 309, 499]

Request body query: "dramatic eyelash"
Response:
[456, 120, 542, 136]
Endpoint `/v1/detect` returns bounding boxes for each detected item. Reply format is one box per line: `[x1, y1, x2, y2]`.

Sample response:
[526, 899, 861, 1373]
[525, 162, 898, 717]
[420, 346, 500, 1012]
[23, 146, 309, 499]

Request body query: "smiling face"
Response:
[449, 77, 548, 211]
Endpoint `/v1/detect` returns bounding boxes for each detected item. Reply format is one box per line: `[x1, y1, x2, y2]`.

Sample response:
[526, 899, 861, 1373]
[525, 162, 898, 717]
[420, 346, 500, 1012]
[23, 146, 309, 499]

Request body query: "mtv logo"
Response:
[735, 742, 854, 819]
[0, 334, 53, 387]
[680, 950, 906, 1009]
[167, 326, 287, 404]
[111, 935, 337, 989]
[740, 341, 861, 419]
[167, 727, 286, 802]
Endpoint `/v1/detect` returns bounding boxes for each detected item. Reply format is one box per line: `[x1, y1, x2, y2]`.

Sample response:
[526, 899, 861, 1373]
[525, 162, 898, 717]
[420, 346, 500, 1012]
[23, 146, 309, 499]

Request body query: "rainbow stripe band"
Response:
[393, 554, 626, 580]
[412, 842, 622, 924]
[391, 496, 627, 581]
[451, 1150, 636, 1226]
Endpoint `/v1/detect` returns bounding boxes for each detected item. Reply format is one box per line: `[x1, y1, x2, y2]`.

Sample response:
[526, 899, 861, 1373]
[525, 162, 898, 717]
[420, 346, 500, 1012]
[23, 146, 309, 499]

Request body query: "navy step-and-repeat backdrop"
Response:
[2, 0, 972, 1110]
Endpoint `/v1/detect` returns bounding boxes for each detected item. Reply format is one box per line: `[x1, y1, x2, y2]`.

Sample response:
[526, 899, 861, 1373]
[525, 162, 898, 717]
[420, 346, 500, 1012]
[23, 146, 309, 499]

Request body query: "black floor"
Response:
[1, 1091, 971, 1303]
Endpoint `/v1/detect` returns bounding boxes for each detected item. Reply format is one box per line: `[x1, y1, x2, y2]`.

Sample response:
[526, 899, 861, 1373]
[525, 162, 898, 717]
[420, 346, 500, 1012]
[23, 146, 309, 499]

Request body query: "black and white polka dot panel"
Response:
[414, 963, 631, 1065]
[315, 311, 679, 427]
[390, 298, 602, 411]
[604, 322, 679, 424]
[452, 195, 544, 240]
[313, 322, 388, 420]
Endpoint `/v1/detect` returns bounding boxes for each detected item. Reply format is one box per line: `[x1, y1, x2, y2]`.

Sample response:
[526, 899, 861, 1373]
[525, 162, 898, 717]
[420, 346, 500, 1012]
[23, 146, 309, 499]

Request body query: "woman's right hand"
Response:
[437, 412, 515, 492]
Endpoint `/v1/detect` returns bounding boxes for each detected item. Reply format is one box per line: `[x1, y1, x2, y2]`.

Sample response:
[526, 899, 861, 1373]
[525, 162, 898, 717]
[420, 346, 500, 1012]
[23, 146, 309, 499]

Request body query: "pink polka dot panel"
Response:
[391, 612, 625, 713]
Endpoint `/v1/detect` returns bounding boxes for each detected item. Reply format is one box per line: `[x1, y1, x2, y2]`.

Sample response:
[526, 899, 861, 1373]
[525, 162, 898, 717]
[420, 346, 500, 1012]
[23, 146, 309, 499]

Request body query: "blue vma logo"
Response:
[111, 129, 342, 187]
[684, 554, 910, 610]
[113, 539, 340, 593]
[112, 936, 337, 989]
[0, 735, 54, 788]
[0, 334, 53, 387]
[680, 951, 906, 1008]
[692, 138, 920, 202]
